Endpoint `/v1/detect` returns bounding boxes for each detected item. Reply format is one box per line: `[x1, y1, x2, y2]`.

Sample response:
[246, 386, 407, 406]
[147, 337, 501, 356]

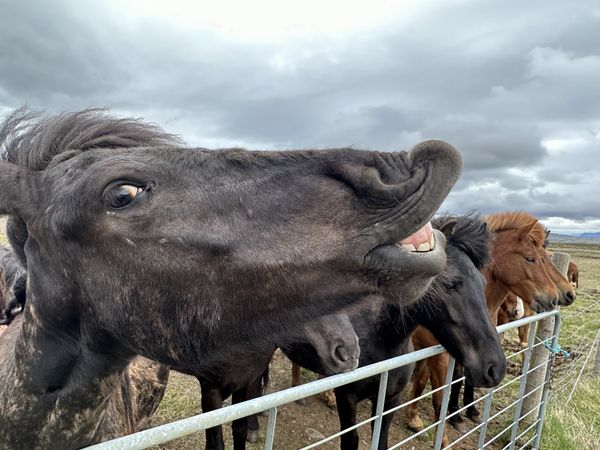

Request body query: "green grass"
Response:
[539, 243, 600, 450]
[543, 378, 600, 450]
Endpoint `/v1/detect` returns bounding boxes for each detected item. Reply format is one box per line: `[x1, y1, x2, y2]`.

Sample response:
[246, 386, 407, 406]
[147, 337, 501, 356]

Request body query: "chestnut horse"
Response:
[431, 212, 559, 432]
[497, 293, 525, 326]
[568, 260, 579, 288]
[515, 245, 577, 348]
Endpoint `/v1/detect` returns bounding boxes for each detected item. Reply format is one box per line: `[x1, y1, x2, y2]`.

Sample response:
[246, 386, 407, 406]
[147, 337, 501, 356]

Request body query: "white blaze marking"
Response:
[515, 297, 525, 319]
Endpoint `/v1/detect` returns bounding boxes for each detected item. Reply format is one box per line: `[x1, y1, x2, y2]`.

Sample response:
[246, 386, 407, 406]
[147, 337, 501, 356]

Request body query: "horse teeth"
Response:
[429, 233, 435, 249]
[417, 242, 431, 252]
[402, 243, 417, 252]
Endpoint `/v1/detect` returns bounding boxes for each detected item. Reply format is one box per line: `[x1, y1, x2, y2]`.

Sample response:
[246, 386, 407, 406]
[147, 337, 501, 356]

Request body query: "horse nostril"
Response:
[486, 363, 504, 385]
[566, 291, 576, 303]
[334, 345, 349, 363]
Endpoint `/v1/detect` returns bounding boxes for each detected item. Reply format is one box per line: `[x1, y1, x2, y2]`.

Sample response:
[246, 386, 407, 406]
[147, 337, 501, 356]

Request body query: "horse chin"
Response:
[464, 361, 505, 389]
[530, 297, 556, 313]
[322, 358, 359, 376]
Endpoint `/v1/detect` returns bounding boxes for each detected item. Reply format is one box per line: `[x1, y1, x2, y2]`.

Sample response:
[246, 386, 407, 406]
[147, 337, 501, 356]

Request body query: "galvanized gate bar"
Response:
[477, 389, 495, 449]
[370, 370, 390, 450]
[433, 356, 456, 449]
[508, 319, 538, 449]
[264, 407, 277, 450]
[84, 310, 560, 450]
[531, 315, 562, 450]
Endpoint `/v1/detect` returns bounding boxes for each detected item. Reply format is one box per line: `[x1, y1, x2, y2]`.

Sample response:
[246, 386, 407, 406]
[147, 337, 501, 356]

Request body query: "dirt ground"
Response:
[151, 350, 493, 450]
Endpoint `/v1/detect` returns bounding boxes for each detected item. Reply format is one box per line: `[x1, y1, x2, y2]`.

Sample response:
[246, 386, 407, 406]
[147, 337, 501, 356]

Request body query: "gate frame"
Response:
[86, 310, 560, 450]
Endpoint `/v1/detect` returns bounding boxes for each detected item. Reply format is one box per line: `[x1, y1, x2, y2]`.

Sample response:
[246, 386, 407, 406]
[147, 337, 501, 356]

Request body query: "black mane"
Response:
[433, 212, 491, 270]
[404, 212, 491, 319]
[0, 107, 182, 170]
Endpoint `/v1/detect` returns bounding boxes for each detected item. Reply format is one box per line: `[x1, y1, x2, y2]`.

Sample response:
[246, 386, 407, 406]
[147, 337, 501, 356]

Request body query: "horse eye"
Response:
[105, 184, 143, 209]
[525, 256, 535, 263]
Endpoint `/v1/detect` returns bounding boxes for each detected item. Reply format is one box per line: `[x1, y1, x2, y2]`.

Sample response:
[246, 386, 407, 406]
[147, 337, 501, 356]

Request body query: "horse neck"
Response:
[484, 269, 510, 318]
[370, 303, 416, 352]
[0, 313, 130, 448]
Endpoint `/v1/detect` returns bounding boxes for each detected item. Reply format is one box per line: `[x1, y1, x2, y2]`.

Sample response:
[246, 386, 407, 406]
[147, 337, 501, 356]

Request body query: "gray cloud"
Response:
[1, 0, 599, 229]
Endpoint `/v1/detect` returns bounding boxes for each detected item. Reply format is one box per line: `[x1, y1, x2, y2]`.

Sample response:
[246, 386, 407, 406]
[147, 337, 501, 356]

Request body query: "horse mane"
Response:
[433, 212, 491, 270]
[403, 213, 491, 321]
[0, 107, 182, 170]
[484, 211, 546, 248]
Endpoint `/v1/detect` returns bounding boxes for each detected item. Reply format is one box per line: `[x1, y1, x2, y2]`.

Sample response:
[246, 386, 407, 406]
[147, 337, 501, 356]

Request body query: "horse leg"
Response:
[291, 362, 308, 406]
[245, 373, 266, 444]
[518, 324, 529, 348]
[447, 363, 468, 432]
[464, 380, 481, 422]
[371, 393, 401, 450]
[317, 374, 337, 408]
[200, 382, 226, 450]
[232, 388, 250, 450]
[335, 389, 360, 450]
[518, 323, 530, 366]
[406, 359, 428, 431]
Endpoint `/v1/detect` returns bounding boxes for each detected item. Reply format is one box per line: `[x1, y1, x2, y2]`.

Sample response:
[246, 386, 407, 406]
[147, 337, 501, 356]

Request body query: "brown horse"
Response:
[568, 260, 580, 288]
[497, 293, 525, 327]
[416, 212, 559, 434]
[514, 246, 577, 347]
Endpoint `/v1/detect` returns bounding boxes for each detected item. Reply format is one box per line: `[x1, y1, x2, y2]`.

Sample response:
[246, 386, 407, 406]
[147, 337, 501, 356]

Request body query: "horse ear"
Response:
[438, 218, 458, 241]
[517, 221, 537, 242]
[0, 161, 38, 221]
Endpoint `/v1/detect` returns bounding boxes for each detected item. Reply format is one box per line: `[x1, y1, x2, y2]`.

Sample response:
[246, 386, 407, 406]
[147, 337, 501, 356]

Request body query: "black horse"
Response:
[0, 108, 462, 448]
[283, 214, 506, 450]
[199, 311, 359, 450]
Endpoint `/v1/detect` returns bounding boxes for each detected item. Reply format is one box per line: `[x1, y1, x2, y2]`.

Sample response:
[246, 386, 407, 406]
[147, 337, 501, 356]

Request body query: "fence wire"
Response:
[86, 310, 563, 450]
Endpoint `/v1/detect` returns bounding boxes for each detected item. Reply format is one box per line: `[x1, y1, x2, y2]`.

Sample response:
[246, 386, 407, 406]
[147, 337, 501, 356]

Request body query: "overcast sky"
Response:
[1, 0, 599, 233]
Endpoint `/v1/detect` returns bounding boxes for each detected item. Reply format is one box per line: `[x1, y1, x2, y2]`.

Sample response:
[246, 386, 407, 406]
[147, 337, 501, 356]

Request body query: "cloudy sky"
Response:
[1, 0, 599, 233]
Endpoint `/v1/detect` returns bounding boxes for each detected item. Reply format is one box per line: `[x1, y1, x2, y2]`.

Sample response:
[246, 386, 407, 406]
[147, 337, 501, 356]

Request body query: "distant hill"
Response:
[549, 232, 600, 244]
[579, 232, 600, 239]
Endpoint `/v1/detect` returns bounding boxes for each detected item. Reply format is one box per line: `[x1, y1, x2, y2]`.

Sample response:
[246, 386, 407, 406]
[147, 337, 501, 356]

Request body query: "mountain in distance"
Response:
[579, 232, 600, 238]
[549, 232, 600, 244]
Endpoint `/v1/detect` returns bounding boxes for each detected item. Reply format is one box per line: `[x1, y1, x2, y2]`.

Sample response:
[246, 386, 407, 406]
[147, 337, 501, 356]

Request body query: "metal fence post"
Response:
[433, 356, 456, 450]
[476, 389, 495, 449]
[521, 252, 569, 423]
[264, 407, 278, 450]
[370, 371, 389, 450]
[508, 317, 537, 449]
[531, 315, 562, 450]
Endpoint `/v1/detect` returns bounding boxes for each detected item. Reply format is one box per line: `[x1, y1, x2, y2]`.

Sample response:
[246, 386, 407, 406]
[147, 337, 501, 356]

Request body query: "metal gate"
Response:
[86, 310, 561, 450]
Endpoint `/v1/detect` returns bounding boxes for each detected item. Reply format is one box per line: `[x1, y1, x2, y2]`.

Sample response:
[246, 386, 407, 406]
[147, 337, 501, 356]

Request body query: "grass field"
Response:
[540, 243, 600, 450]
[1, 218, 598, 449]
